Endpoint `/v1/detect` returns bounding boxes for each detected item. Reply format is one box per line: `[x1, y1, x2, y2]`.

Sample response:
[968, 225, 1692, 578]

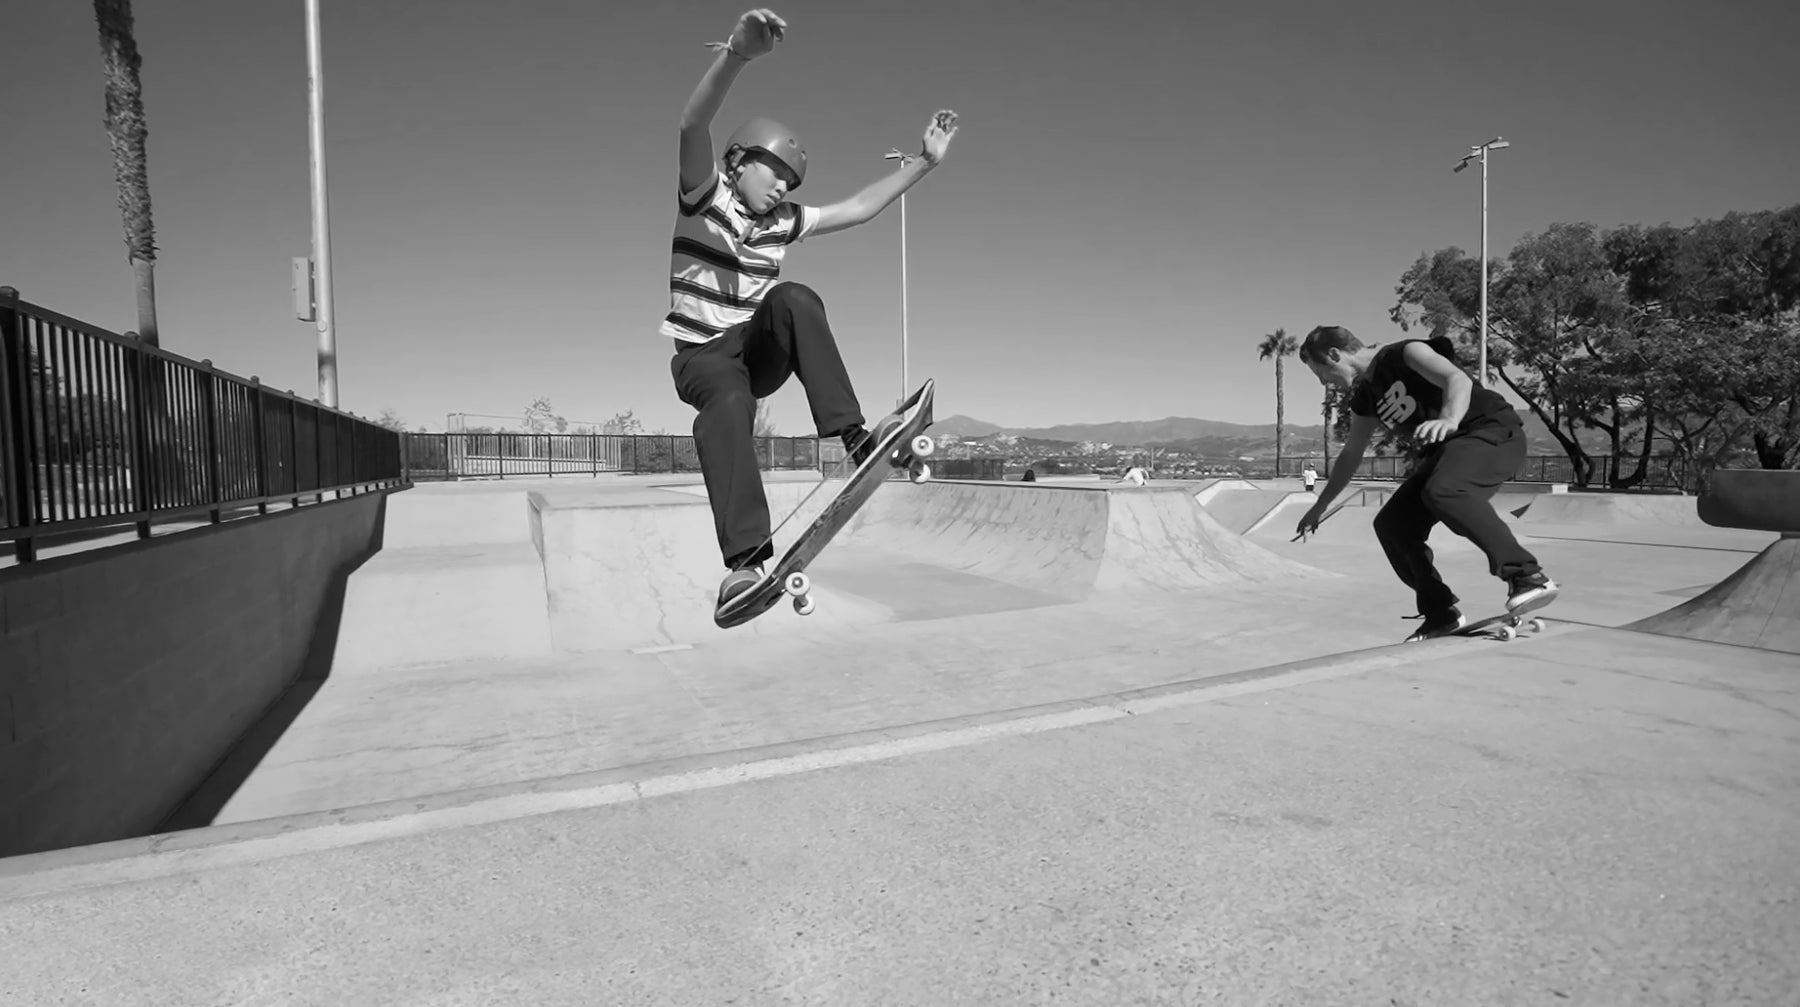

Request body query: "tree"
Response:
[601, 410, 644, 435]
[1320, 384, 1347, 475]
[1393, 225, 1642, 487]
[522, 396, 566, 434]
[94, 0, 158, 347]
[754, 398, 778, 438]
[372, 408, 407, 432]
[1395, 203, 1800, 489]
[1256, 327, 1297, 476]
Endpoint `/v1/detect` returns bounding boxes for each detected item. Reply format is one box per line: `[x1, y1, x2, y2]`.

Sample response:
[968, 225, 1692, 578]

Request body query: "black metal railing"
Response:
[401, 432, 827, 479]
[1, 288, 406, 563]
[1274, 452, 1691, 489]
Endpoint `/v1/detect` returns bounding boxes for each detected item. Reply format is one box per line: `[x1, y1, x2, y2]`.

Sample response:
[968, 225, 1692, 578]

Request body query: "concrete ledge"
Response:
[0, 492, 390, 859]
[1699, 470, 1800, 533]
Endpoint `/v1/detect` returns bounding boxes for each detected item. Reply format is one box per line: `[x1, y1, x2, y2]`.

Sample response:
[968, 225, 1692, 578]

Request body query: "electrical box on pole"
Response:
[292, 257, 316, 322]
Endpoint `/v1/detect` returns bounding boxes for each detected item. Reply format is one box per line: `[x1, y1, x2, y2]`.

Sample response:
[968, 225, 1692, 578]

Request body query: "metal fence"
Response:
[1277, 452, 1692, 490]
[1, 288, 407, 563]
[401, 434, 1015, 482]
[402, 432, 827, 480]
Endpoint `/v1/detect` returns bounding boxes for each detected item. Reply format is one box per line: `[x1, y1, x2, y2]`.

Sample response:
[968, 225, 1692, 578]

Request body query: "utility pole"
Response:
[1454, 137, 1510, 386]
[304, 0, 338, 407]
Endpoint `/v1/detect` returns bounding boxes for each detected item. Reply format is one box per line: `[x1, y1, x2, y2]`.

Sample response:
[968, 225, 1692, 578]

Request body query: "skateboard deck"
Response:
[713, 379, 937, 629]
[1449, 590, 1559, 642]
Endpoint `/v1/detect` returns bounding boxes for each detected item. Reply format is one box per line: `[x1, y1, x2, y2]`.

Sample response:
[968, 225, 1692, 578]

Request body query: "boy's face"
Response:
[732, 151, 798, 215]
[1304, 349, 1355, 390]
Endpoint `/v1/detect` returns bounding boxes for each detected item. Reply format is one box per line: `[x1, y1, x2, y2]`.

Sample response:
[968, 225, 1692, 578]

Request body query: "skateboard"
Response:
[713, 378, 937, 629]
[1449, 591, 1558, 642]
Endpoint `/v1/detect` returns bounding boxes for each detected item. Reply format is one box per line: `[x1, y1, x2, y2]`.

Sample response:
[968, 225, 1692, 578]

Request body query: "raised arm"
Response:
[679, 10, 787, 195]
[811, 111, 960, 236]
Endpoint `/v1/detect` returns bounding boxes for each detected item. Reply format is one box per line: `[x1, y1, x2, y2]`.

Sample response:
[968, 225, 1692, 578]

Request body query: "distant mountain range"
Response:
[931, 413, 1605, 458]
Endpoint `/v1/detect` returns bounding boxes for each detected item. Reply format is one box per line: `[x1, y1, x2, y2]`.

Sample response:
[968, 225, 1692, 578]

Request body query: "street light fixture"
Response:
[1453, 136, 1510, 387]
[884, 147, 914, 407]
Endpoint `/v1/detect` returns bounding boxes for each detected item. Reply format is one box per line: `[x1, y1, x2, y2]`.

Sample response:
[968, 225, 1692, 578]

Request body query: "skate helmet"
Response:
[723, 116, 808, 190]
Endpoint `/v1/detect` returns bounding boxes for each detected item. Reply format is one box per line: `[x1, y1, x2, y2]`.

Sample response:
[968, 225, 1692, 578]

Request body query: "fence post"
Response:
[199, 358, 223, 524]
[0, 288, 36, 562]
[251, 377, 269, 514]
[125, 337, 156, 542]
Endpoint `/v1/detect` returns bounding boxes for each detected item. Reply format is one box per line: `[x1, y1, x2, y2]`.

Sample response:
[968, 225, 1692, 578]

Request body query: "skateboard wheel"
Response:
[910, 435, 936, 458]
[793, 594, 815, 616]
[1528, 618, 1546, 633]
[908, 461, 932, 484]
[1497, 625, 1517, 641]
[784, 571, 809, 597]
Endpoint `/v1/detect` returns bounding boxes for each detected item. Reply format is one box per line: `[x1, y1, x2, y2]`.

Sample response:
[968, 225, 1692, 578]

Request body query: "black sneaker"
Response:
[1507, 571, 1559, 612]
[1403, 607, 1466, 642]
[843, 415, 901, 468]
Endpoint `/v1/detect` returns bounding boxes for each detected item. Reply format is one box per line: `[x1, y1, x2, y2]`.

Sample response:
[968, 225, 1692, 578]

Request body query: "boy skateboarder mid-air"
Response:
[662, 8, 958, 607]
[1292, 325, 1559, 641]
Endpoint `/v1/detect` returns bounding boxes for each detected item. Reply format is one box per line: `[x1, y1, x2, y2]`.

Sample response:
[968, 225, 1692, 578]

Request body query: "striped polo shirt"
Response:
[660, 171, 821, 344]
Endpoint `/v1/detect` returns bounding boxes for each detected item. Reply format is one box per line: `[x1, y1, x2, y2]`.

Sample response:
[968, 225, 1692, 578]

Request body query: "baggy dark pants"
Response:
[1373, 421, 1542, 617]
[670, 282, 865, 569]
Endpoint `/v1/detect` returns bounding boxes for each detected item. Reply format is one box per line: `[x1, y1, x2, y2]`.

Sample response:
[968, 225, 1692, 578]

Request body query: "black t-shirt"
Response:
[1347, 338, 1518, 436]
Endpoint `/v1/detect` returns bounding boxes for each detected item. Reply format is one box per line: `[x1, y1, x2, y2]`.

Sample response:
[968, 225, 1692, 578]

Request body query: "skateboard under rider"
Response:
[713, 378, 937, 629]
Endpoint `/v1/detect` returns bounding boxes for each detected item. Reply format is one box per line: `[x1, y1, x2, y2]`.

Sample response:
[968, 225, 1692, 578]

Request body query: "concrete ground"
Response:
[1, 474, 1795, 1005]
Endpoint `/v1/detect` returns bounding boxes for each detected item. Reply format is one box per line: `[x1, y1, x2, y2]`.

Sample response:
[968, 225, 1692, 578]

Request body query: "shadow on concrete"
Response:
[158, 495, 391, 833]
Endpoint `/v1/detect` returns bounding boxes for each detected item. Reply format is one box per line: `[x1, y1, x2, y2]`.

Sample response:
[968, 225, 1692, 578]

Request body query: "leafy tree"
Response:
[522, 396, 566, 434]
[372, 408, 408, 432]
[601, 410, 644, 435]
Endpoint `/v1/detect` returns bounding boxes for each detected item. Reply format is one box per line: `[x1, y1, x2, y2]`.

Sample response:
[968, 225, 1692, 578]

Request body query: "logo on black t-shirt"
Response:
[1374, 380, 1417, 428]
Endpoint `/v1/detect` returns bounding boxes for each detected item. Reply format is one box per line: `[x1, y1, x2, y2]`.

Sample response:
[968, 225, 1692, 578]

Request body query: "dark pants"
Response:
[670, 282, 865, 569]
[1374, 421, 1541, 617]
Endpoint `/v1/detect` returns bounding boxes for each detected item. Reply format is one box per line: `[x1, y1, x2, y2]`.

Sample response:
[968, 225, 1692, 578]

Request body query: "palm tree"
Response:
[1256, 327, 1297, 477]
[94, 0, 158, 347]
[1320, 384, 1345, 477]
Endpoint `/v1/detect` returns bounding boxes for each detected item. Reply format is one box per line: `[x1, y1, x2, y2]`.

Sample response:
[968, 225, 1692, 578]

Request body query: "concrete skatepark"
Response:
[2, 470, 1796, 1004]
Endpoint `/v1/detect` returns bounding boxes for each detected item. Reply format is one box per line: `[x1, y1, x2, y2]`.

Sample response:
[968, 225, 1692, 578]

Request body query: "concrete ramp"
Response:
[1629, 536, 1800, 654]
[1519, 492, 1702, 527]
[329, 485, 553, 673]
[844, 482, 1328, 597]
[1093, 488, 1331, 591]
[533, 480, 1332, 652]
[531, 487, 895, 653]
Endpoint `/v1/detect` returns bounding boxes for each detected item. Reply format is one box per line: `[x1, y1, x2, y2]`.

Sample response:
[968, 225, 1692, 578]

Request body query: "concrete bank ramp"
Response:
[1629, 536, 1800, 654]
[1519, 492, 1703, 527]
[327, 484, 553, 673]
[842, 483, 1330, 595]
[530, 486, 897, 653]
[534, 480, 1332, 653]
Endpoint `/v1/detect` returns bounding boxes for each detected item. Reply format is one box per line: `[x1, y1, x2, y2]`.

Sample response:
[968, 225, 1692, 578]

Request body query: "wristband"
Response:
[704, 39, 751, 62]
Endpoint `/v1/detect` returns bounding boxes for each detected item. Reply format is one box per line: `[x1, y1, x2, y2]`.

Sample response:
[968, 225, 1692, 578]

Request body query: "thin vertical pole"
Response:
[1478, 147, 1489, 387]
[899, 192, 909, 404]
[305, 0, 338, 408]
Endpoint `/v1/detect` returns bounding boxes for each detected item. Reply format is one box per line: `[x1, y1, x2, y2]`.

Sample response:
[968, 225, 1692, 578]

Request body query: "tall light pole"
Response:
[305, 0, 339, 408]
[883, 148, 913, 406]
[1453, 137, 1509, 387]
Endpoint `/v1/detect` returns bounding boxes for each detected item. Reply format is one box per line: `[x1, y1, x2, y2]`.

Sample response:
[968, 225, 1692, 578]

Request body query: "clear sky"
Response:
[5, 0, 1796, 435]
